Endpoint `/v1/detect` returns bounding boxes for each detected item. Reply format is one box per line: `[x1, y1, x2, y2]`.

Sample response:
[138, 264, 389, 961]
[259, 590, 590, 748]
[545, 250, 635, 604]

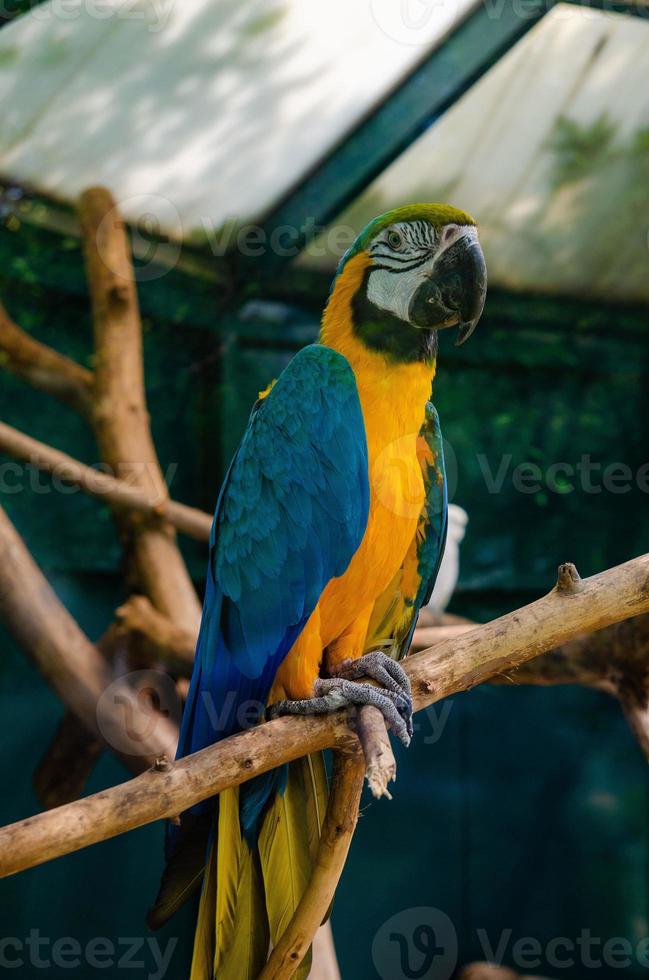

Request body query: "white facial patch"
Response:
[366, 220, 478, 324]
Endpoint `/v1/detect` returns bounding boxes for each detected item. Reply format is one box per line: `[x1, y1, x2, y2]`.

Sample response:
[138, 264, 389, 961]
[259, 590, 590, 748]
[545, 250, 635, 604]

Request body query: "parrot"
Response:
[148, 203, 487, 978]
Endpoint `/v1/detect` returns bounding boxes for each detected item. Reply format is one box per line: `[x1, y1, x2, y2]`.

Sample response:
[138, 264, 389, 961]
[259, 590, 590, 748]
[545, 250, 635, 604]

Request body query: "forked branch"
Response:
[1, 554, 648, 879]
[0, 420, 212, 541]
[78, 187, 201, 632]
[0, 301, 93, 416]
[0, 505, 178, 769]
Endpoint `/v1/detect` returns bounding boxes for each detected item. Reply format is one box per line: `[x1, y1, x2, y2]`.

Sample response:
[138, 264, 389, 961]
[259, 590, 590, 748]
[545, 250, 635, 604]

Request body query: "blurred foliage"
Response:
[550, 113, 617, 187]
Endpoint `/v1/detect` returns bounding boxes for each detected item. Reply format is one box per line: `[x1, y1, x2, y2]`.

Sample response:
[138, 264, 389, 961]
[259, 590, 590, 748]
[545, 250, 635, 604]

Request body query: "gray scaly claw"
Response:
[267, 668, 412, 747]
[330, 651, 413, 739]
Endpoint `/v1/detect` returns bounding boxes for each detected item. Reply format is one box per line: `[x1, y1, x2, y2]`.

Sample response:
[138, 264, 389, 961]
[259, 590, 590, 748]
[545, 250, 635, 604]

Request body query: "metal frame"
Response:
[247, 0, 545, 281]
[246, 0, 648, 284]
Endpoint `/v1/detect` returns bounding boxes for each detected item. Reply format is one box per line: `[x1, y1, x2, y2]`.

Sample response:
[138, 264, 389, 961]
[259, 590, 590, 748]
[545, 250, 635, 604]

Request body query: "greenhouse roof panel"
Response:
[302, 5, 649, 304]
[0, 0, 476, 240]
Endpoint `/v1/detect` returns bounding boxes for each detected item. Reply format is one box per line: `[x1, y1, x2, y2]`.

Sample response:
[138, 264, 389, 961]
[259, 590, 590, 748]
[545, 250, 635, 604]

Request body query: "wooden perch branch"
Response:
[79, 186, 201, 632]
[355, 705, 397, 800]
[414, 612, 649, 766]
[33, 712, 103, 810]
[0, 505, 177, 769]
[0, 420, 212, 541]
[259, 751, 365, 979]
[0, 300, 93, 416]
[1, 553, 649, 879]
[115, 595, 196, 668]
[32, 609, 192, 810]
[0, 186, 205, 808]
[31, 187, 203, 800]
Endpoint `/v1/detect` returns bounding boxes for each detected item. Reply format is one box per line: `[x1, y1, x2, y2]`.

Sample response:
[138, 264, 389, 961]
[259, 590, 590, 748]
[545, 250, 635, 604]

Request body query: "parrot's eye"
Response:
[386, 229, 403, 251]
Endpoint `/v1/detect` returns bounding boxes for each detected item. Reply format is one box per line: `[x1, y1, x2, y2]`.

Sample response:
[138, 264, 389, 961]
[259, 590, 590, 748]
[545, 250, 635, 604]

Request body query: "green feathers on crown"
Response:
[340, 203, 477, 268]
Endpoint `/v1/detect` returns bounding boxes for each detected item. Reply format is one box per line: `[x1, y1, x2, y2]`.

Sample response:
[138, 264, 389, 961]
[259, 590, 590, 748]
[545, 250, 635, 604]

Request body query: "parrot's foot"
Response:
[267, 675, 411, 746]
[330, 652, 413, 739]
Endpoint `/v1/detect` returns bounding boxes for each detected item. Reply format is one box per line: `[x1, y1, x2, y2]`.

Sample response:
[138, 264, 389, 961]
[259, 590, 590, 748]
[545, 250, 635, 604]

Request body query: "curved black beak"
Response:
[408, 234, 487, 345]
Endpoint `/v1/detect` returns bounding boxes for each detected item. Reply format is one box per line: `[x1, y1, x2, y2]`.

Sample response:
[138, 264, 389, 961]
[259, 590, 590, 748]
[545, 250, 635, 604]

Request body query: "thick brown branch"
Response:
[492, 613, 649, 693]
[1, 554, 649, 878]
[78, 186, 201, 631]
[0, 300, 93, 415]
[259, 751, 365, 979]
[0, 505, 177, 774]
[355, 705, 397, 800]
[115, 595, 196, 669]
[412, 623, 476, 651]
[0, 190, 204, 807]
[33, 712, 103, 810]
[416, 611, 649, 765]
[0, 421, 212, 541]
[32, 621, 178, 808]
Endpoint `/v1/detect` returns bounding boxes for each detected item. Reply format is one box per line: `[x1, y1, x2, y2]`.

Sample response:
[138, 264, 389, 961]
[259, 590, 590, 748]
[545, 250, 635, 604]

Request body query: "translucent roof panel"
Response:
[0, 0, 475, 241]
[302, 5, 649, 304]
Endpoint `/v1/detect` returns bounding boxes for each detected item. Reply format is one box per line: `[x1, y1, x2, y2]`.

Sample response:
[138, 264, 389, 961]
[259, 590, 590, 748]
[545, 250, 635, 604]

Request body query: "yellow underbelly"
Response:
[318, 441, 424, 648]
[273, 393, 430, 700]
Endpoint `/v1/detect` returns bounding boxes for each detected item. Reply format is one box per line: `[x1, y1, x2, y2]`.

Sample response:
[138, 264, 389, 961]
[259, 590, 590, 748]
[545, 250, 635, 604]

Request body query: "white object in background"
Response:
[427, 504, 468, 614]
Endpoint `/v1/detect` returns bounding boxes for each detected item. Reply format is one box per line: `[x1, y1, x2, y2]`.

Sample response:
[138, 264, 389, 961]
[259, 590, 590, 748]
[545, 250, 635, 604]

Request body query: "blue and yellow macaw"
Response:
[149, 204, 487, 977]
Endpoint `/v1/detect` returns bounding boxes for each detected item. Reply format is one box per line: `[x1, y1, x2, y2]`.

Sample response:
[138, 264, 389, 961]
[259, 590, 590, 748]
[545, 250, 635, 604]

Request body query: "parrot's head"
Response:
[323, 204, 487, 364]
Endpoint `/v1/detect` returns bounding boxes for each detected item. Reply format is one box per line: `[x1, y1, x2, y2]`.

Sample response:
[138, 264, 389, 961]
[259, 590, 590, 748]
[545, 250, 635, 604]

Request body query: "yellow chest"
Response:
[317, 252, 436, 645]
[318, 357, 432, 643]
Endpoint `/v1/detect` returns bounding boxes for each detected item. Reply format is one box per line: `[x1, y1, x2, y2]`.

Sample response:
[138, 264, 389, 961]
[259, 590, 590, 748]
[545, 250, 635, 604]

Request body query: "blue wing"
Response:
[364, 401, 448, 660]
[177, 343, 370, 760]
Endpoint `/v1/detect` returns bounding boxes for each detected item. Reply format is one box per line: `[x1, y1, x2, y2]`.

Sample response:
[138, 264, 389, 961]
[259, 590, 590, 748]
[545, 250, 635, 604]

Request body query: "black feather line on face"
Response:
[413, 221, 429, 248]
[351, 268, 438, 365]
[371, 254, 432, 273]
[369, 223, 436, 270]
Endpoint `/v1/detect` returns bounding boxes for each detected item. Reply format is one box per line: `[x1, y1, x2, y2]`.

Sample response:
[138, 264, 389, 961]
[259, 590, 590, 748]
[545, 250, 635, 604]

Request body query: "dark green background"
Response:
[1, 221, 648, 978]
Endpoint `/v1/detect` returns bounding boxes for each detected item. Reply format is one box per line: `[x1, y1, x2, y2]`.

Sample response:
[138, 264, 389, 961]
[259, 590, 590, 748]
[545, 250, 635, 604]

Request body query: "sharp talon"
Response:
[329, 652, 413, 742]
[266, 673, 412, 747]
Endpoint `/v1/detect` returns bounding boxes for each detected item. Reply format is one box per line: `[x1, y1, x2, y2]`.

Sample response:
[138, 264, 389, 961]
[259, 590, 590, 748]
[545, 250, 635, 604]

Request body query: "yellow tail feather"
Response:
[217, 842, 268, 979]
[214, 787, 242, 972]
[190, 754, 329, 979]
[190, 832, 217, 980]
[258, 755, 328, 978]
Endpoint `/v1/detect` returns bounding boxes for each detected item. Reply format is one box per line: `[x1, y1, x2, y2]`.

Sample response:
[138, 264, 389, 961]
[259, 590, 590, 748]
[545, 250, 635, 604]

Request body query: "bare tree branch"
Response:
[355, 705, 397, 800]
[0, 421, 212, 541]
[415, 608, 649, 770]
[31, 615, 188, 810]
[33, 712, 103, 810]
[0, 505, 177, 771]
[259, 751, 365, 979]
[78, 186, 201, 632]
[1, 555, 649, 878]
[0, 301, 94, 416]
[15, 188, 205, 802]
[115, 595, 196, 669]
[412, 623, 476, 650]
